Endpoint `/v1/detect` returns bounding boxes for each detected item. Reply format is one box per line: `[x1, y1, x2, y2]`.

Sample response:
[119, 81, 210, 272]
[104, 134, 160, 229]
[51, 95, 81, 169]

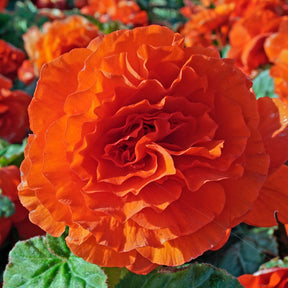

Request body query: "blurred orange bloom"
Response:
[181, 3, 234, 48]
[0, 75, 12, 90]
[0, 80, 31, 143]
[0, 166, 44, 246]
[265, 16, 288, 105]
[227, 1, 287, 73]
[19, 25, 288, 274]
[180, 0, 197, 18]
[74, 0, 88, 8]
[229, 0, 288, 18]
[80, 0, 148, 26]
[0, 40, 26, 80]
[238, 267, 288, 287]
[23, 15, 100, 74]
[0, 0, 7, 10]
[182, 0, 288, 21]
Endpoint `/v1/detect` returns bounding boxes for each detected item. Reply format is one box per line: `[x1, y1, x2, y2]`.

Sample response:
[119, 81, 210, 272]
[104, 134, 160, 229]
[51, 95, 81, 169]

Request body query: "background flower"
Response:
[265, 16, 288, 105]
[80, 0, 148, 26]
[0, 40, 26, 80]
[227, 0, 288, 74]
[19, 25, 288, 275]
[23, 15, 100, 74]
[0, 79, 31, 144]
[180, 2, 234, 48]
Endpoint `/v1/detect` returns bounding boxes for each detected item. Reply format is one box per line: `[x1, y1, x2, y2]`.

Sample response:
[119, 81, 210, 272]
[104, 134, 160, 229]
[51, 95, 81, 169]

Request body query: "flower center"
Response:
[103, 119, 156, 167]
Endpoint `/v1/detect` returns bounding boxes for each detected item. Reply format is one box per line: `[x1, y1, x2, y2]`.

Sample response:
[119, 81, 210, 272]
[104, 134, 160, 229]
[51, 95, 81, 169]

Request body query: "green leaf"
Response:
[220, 45, 230, 58]
[194, 224, 278, 277]
[102, 267, 129, 288]
[0, 194, 15, 218]
[0, 139, 26, 167]
[82, 14, 129, 34]
[12, 78, 38, 97]
[253, 69, 278, 99]
[46, 231, 71, 259]
[3, 231, 108, 288]
[136, 0, 185, 28]
[116, 263, 243, 288]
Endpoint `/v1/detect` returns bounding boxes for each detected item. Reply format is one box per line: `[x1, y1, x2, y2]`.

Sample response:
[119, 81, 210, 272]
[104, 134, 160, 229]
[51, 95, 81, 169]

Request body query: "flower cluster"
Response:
[180, 0, 288, 74]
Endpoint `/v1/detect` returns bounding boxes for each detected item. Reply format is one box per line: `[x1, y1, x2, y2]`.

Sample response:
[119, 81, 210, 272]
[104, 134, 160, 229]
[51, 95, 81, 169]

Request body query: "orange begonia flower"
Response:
[0, 40, 26, 80]
[265, 16, 288, 105]
[18, 25, 288, 274]
[238, 267, 288, 287]
[0, 166, 44, 246]
[80, 0, 148, 26]
[0, 82, 31, 143]
[23, 15, 100, 74]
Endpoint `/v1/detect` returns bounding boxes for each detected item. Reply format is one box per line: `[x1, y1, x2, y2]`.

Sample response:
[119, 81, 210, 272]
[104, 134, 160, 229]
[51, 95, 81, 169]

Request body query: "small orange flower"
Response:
[23, 15, 100, 74]
[238, 268, 288, 287]
[0, 166, 43, 246]
[0, 80, 31, 143]
[80, 0, 148, 26]
[19, 25, 288, 274]
[0, 40, 26, 80]
[265, 16, 288, 105]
